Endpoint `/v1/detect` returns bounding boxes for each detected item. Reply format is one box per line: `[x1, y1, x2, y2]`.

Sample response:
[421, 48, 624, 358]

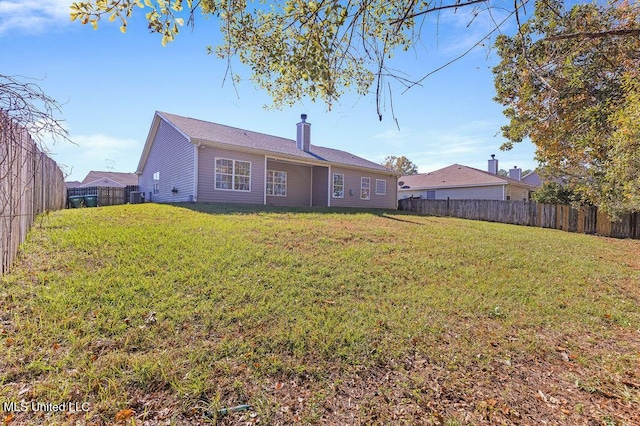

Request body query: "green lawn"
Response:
[1, 203, 639, 425]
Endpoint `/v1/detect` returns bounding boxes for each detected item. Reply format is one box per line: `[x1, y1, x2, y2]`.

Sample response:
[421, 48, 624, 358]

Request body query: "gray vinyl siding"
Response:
[398, 185, 532, 201]
[311, 166, 328, 207]
[330, 167, 397, 209]
[434, 185, 504, 200]
[197, 146, 265, 204]
[139, 119, 195, 203]
[266, 161, 312, 207]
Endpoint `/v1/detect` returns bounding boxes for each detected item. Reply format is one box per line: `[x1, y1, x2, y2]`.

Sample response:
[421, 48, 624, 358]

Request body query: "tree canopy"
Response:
[493, 0, 640, 217]
[382, 155, 418, 175]
[70, 0, 513, 117]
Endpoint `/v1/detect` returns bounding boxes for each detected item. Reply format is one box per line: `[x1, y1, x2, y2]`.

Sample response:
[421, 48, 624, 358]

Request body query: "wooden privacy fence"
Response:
[398, 198, 640, 239]
[67, 185, 139, 206]
[1, 117, 66, 275]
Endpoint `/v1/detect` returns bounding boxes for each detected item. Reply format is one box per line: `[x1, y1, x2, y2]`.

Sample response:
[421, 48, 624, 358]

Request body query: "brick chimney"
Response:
[296, 114, 310, 152]
[509, 166, 522, 181]
[488, 154, 499, 174]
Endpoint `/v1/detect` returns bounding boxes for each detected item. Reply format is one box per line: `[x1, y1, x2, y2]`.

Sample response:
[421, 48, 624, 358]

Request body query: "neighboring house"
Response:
[65, 181, 82, 189]
[80, 171, 138, 188]
[521, 170, 542, 188]
[398, 156, 536, 201]
[136, 111, 400, 209]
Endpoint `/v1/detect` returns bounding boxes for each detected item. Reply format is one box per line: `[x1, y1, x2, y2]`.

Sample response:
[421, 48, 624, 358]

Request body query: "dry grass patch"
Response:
[1, 203, 639, 425]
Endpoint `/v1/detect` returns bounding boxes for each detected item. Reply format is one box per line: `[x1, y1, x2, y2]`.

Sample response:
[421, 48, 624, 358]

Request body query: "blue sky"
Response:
[2, 0, 537, 182]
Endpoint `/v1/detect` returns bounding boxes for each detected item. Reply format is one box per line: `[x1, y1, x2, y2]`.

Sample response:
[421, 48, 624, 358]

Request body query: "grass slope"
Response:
[1, 203, 639, 425]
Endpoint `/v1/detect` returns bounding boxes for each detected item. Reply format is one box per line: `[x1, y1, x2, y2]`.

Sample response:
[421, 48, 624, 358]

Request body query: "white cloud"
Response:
[367, 119, 537, 174]
[372, 127, 415, 147]
[47, 133, 142, 181]
[0, 0, 72, 35]
[422, 3, 516, 57]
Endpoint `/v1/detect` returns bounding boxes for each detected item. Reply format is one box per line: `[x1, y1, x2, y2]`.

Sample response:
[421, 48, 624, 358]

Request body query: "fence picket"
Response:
[1, 117, 66, 275]
[398, 199, 639, 240]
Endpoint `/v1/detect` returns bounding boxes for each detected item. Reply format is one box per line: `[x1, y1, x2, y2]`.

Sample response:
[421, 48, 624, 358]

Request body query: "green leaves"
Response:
[69, 0, 427, 111]
[493, 0, 640, 217]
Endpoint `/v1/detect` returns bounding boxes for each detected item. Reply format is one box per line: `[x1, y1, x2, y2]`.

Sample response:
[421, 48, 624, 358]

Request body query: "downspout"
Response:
[264, 156, 267, 205]
[502, 184, 506, 201]
[327, 166, 332, 207]
[309, 166, 313, 207]
[193, 142, 200, 202]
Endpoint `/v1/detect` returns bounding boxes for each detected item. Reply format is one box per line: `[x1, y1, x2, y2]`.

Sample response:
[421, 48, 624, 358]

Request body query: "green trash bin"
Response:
[84, 195, 98, 207]
[68, 196, 84, 208]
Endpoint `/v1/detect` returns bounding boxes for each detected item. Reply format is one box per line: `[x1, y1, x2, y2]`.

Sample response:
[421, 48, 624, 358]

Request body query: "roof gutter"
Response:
[195, 139, 399, 176]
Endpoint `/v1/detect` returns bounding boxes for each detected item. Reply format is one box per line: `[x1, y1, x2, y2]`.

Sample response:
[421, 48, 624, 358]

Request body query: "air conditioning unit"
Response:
[130, 191, 141, 204]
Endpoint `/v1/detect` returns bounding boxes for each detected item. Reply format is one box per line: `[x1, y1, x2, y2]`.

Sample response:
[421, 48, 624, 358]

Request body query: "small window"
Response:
[361, 177, 371, 200]
[426, 190, 436, 200]
[375, 179, 386, 195]
[333, 173, 344, 198]
[152, 171, 160, 195]
[266, 170, 287, 196]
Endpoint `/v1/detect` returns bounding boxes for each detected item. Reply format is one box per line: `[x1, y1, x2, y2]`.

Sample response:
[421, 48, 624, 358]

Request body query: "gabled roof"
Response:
[399, 164, 535, 190]
[81, 171, 138, 187]
[65, 181, 82, 189]
[136, 111, 399, 175]
[521, 171, 542, 187]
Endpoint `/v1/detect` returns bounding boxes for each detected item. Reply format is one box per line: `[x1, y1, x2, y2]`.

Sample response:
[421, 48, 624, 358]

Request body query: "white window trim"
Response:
[361, 177, 371, 200]
[266, 169, 287, 197]
[375, 179, 386, 195]
[215, 157, 251, 192]
[332, 173, 344, 198]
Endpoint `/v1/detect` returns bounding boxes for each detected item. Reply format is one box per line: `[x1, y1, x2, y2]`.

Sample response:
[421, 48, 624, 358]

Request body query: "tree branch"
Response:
[546, 28, 640, 41]
[389, 0, 489, 25]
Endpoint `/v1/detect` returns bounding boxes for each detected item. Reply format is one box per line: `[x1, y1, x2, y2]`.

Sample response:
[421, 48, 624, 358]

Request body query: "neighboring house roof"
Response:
[80, 171, 138, 188]
[521, 171, 542, 187]
[65, 181, 82, 189]
[136, 111, 399, 175]
[399, 164, 536, 190]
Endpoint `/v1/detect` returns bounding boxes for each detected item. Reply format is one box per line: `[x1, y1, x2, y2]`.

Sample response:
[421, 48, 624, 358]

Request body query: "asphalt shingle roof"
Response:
[158, 111, 396, 174]
[399, 164, 535, 189]
[81, 171, 139, 186]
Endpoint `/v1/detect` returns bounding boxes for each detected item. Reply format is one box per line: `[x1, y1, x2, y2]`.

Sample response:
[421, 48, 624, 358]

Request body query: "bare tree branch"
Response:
[389, 0, 490, 25]
[546, 28, 640, 41]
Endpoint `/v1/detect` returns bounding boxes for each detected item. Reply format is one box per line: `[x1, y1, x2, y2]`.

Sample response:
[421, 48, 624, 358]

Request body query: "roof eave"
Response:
[136, 111, 194, 174]
[196, 138, 399, 176]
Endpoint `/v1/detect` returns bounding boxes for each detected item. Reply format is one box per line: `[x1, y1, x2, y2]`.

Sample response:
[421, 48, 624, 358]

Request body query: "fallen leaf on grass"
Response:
[144, 311, 157, 325]
[115, 409, 134, 422]
[274, 382, 284, 390]
[5, 337, 14, 347]
[537, 390, 548, 402]
[621, 379, 640, 388]
[4, 413, 15, 424]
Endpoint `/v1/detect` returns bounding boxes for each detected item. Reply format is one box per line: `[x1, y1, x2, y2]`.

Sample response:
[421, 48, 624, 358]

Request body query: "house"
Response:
[136, 112, 400, 209]
[521, 170, 542, 188]
[65, 181, 82, 189]
[398, 155, 536, 201]
[80, 171, 138, 188]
